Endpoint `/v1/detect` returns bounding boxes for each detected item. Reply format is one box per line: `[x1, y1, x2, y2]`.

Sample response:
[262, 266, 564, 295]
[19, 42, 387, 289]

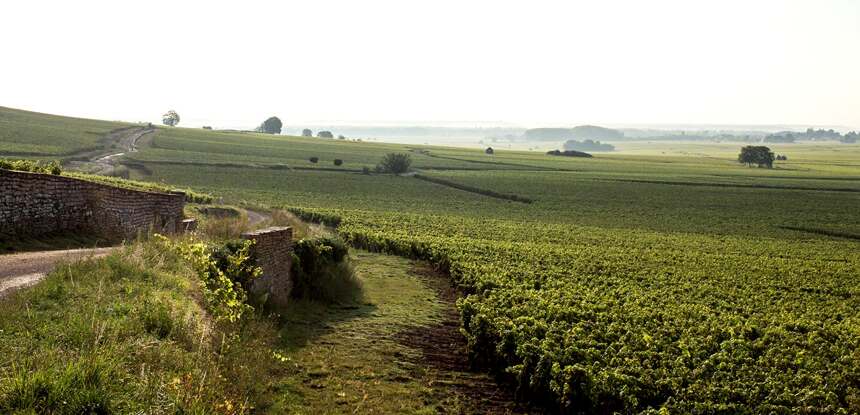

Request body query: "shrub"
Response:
[291, 237, 361, 303]
[156, 236, 259, 322]
[333, 159, 343, 166]
[362, 166, 371, 175]
[377, 153, 412, 174]
[210, 239, 261, 290]
[0, 159, 62, 175]
[309, 157, 319, 164]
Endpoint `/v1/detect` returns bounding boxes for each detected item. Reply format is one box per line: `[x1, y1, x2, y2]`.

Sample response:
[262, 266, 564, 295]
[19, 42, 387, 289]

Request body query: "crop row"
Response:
[291, 207, 860, 414]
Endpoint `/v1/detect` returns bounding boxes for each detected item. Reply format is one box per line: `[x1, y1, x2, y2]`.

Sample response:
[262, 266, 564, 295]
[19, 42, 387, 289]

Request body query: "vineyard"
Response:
[0, 106, 131, 157]
[2, 108, 859, 413]
[122, 127, 860, 413]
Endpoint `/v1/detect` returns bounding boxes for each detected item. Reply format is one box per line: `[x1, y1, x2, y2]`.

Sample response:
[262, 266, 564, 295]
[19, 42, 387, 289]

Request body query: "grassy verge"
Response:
[0, 239, 285, 413]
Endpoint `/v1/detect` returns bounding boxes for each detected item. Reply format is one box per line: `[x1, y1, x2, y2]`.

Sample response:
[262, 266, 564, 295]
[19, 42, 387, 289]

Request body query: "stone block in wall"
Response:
[241, 226, 293, 308]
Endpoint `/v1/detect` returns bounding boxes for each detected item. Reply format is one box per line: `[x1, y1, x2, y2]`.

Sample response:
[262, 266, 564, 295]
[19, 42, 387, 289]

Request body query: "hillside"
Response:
[0, 106, 133, 158]
[2, 107, 860, 413]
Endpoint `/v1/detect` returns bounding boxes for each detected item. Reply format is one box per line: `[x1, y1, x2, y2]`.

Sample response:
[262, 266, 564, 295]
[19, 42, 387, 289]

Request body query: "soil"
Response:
[395, 265, 536, 414]
[0, 247, 114, 297]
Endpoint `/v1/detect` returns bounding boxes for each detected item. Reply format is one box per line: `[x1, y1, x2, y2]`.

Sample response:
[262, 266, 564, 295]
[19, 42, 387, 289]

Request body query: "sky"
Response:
[1, 0, 858, 130]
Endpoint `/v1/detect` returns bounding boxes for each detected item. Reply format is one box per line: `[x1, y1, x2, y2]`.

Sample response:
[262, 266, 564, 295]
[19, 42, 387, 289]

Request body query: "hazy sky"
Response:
[2, 0, 858, 129]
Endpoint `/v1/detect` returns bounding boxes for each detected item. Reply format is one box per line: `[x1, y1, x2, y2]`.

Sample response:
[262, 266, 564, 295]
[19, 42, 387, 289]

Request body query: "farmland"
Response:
[0, 106, 132, 157]
[119, 126, 860, 413]
[2, 111, 859, 413]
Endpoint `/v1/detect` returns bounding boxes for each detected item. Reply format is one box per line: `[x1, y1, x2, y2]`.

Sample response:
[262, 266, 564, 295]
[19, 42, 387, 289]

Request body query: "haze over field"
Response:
[2, 0, 859, 132]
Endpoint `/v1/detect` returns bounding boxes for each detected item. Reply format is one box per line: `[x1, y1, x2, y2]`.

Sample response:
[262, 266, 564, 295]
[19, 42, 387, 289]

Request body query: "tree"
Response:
[309, 157, 319, 163]
[485, 147, 494, 155]
[377, 153, 412, 174]
[302, 129, 313, 137]
[257, 116, 282, 134]
[337, 135, 346, 140]
[317, 131, 334, 138]
[162, 110, 180, 127]
[738, 146, 774, 168]
[333, 159, 343, 166]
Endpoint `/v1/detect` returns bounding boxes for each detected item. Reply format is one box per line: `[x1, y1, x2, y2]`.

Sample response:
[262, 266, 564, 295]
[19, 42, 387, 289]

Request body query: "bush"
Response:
[377, 153, 412, 174]
[309, 157, 319, 164]
[362, 166, 371, 175]
[291, 237, 361, 303]
[0, 159, 62, 175]
[333, 159, 343, 166]
[156, 236, 259, 322]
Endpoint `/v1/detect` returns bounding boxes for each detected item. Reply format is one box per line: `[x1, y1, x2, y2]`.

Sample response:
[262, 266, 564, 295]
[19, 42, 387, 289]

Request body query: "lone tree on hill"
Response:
[738, 146, 775, 168]
[162, 110, 180, 127]
[485, 147, 494, 154]
[377, 153, 412, 174]
[317, 131, 334, 138]
[302, 128, 313, 137]
[257, 116, 282, 134]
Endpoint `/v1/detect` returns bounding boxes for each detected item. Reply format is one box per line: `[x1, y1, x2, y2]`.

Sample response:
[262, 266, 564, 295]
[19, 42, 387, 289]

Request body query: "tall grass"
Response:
[0, 239, 283, 413]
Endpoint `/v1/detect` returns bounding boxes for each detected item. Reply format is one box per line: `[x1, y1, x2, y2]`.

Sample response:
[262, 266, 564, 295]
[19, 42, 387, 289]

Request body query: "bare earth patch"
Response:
[0, 247, 114, 297]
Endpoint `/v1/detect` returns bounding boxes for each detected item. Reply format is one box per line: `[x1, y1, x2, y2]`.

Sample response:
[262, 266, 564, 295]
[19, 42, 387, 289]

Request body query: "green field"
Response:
[2, 109, 860, 413]
[0, 106, 132, 157]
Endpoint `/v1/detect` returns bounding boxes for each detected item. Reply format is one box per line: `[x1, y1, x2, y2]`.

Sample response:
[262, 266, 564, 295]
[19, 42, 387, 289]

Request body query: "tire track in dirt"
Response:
[395, 264, 536, 414]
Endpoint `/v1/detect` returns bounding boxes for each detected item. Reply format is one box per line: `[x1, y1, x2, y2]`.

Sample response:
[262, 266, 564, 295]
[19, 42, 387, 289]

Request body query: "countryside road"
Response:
[0, 247, 114, 297]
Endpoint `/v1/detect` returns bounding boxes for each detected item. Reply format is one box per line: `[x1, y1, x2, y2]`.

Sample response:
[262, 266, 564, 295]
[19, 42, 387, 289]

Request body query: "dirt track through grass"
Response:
[267, 250, 529, 414]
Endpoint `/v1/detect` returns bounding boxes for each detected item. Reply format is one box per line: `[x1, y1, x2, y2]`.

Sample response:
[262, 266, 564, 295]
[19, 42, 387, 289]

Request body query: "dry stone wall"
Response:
[0, 168, 185, 240]
[241, 227, 293, 308]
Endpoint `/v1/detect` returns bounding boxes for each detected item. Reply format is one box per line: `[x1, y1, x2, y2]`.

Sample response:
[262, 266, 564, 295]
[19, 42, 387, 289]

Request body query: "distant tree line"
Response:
[765, 128, 859, 144]
[546, 149, 592, 158]
[524, 125, 624, 141]
[563, 139, 615, 152]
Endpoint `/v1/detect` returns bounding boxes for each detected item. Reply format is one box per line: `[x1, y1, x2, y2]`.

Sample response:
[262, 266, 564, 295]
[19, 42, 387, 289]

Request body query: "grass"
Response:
[266, 250, 514, 414]
[0, 106, 132, 157]
[3, 107, 860, 412]
[0, 240, 278, 413]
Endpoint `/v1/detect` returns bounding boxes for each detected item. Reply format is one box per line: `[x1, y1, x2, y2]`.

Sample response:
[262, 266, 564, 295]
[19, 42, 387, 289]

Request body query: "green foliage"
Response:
[65, 172, 213, 203]
[257, 116, 283, 134]
[377, 152, 412, 174]
[0, 106, 132, 156]
[291, 237, 360, 303]
[333, 158, 343, 166]
[293, 207, 860, 414]
[162, 110, 180, 127]
[0, 158, 62, 174]
[156, 235, 260, 322]
[0, 240, 277, 413]
[317, 131, 334, 138]
[738, 145, 775, 168]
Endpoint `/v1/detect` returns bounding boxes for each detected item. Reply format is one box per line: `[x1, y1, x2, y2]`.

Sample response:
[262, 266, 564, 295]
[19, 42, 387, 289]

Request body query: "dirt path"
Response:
[0, 247, 114, 297]
[271, 250, 531, 413]
[64, 127, 154, 175]
[89, 127, 154, 174]
[245, 209, 272, 227]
